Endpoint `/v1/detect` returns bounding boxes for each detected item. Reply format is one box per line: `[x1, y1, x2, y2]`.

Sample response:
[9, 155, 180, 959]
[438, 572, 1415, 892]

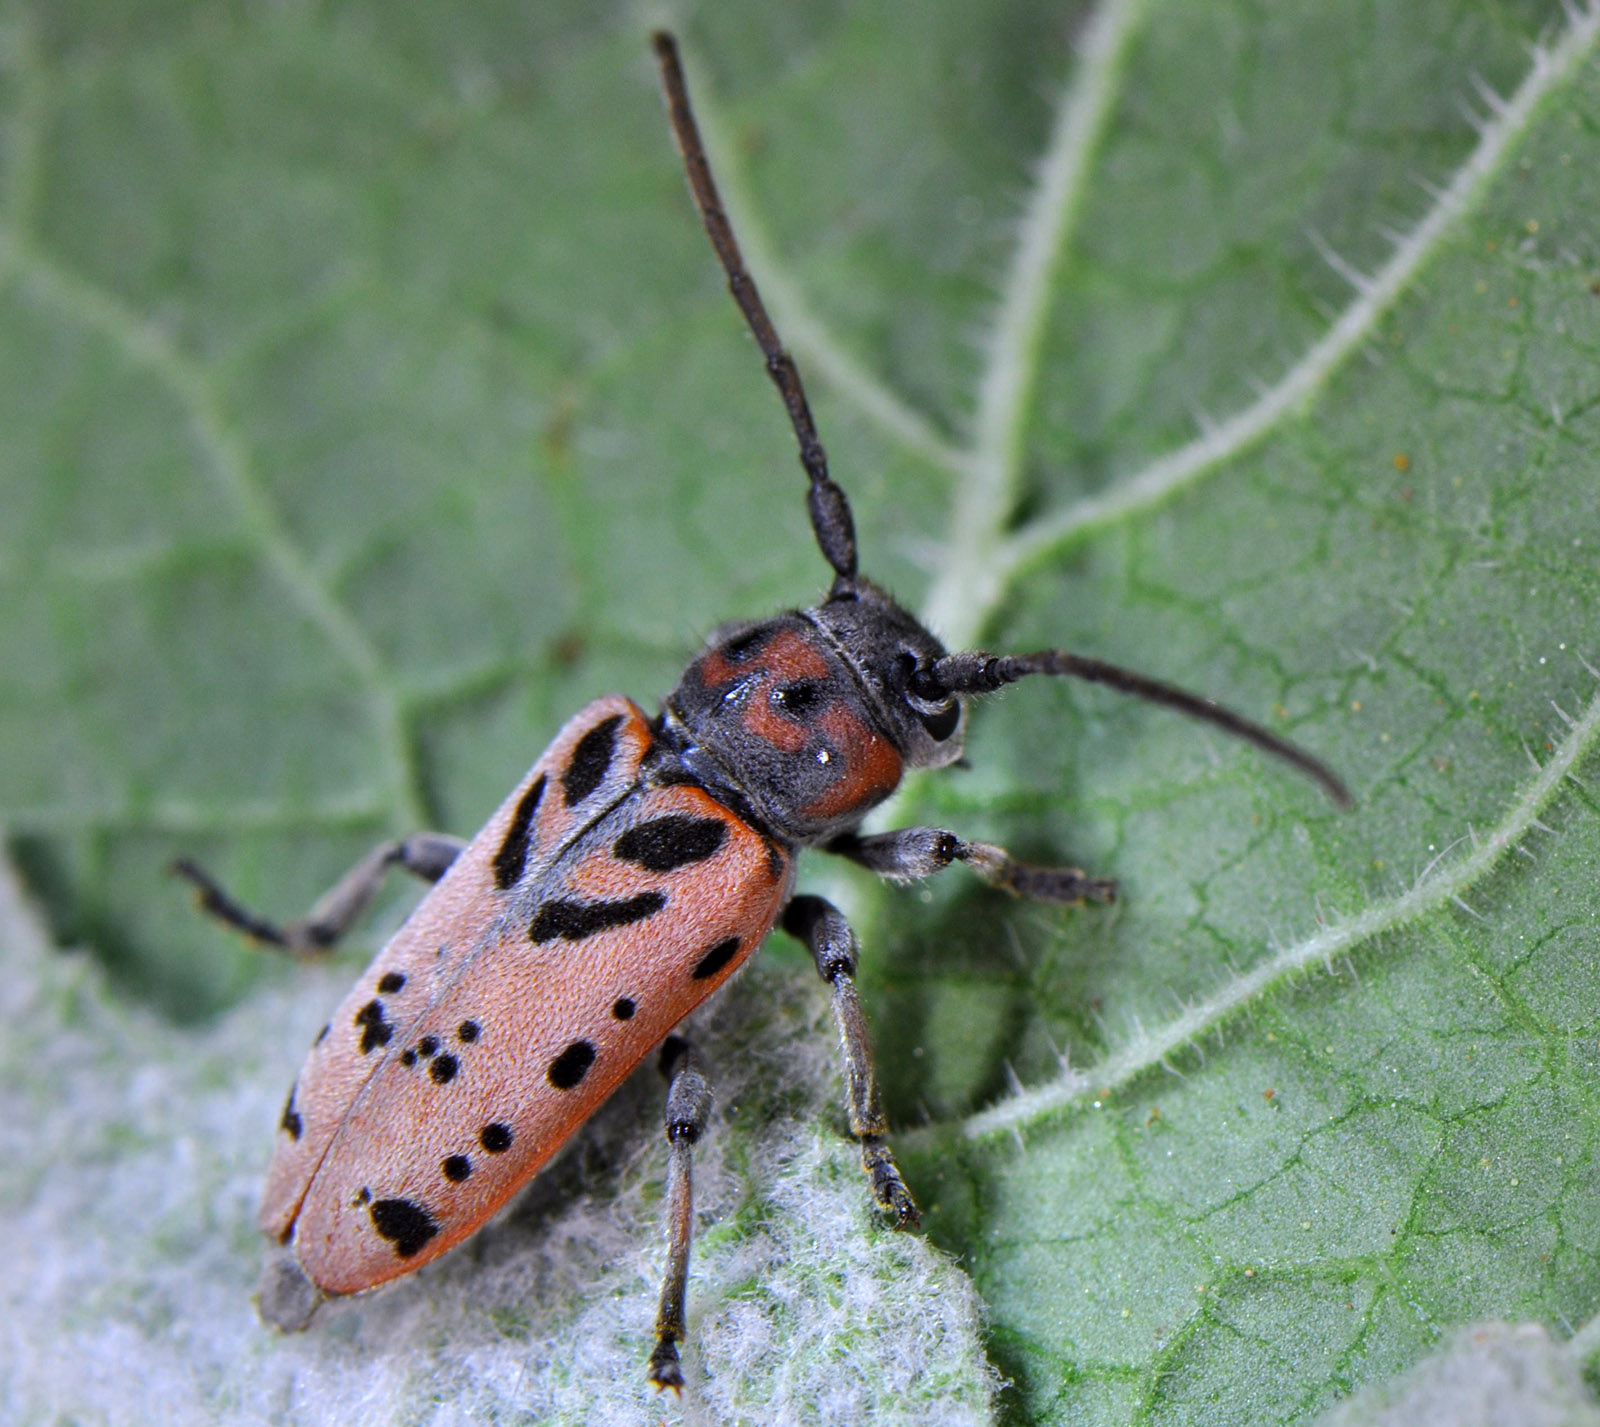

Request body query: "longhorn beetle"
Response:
[175, 32, 1350, 1391]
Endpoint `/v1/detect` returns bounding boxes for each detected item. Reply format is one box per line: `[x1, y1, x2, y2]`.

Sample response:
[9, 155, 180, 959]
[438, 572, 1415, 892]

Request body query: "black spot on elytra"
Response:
[562, 715, 622, 806]
[442, 1154, 472, 1182]
[356, 1187, 371, 1205]
[692, 937, 741, 981]
[612, 997, 636, 1020]
[377, 971, 405, 994]
[430, 1054, 459, 1085]
[612, 815, 728, 872]
[458, 1020, 479, 1043]
[354, 999, 393, 1054]
[763, 839, 784, 881]
[480, 1122, 513, 1153]
[369, 1197, 439, 1258]
[528, 891, 666, 943]
[493, 774, 547, 890]
[400, 1049, 417, 1068]
[280, 1086, 302, 1140]
[418, 1035, 439, 1058]
[547, 1040, 596, 1090]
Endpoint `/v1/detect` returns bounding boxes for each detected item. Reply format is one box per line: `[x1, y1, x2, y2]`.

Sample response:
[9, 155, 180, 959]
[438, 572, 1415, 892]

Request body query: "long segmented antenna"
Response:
[652, 31, 859, 591]
[929, 649, 1352, 806]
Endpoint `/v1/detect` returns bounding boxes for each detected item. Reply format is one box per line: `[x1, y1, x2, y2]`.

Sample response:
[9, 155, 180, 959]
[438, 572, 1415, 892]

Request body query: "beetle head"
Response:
[806, 581, 967, 772]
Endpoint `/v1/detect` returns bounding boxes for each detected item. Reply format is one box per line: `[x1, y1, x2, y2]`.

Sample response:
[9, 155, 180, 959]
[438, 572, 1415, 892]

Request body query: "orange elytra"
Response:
[175, 31, 1348, 1390]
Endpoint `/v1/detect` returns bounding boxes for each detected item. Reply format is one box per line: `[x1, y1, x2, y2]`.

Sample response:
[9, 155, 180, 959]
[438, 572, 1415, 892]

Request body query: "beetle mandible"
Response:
[174, 31, 1349, 1390]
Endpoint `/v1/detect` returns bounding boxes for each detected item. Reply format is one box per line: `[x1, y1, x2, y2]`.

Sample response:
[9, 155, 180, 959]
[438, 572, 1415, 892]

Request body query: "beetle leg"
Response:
[824, 827, 1118, 905]
[781, 894, 919, 1229]
[649, 1034, 713, 1393]
[171, 833, 466, 957]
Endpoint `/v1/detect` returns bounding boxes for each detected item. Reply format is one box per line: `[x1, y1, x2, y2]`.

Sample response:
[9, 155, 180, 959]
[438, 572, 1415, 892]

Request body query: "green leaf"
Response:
[4, 1, 1600, 1422]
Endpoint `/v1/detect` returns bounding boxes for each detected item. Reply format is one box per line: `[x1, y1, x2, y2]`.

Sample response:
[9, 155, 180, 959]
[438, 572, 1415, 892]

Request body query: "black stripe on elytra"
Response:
[762, 838, 785, 881]
[280, 1085, 302, 1140]
[692, 937, 742, 981]
[650, 755, 780, 843]
[493, 774, 547, 890]
[529, 891, 666, 944]
[562, 715, 623, 806]
[368, 1197, 439, 1258]
[612, 814, 728, 872]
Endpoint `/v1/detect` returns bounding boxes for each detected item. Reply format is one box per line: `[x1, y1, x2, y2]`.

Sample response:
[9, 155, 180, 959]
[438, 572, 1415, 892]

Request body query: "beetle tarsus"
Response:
[863, 1138, 921, 1229]
[171, 858, 292, 948]
[960, 842, 1119, 905]
[648, 1338, 685, 1393]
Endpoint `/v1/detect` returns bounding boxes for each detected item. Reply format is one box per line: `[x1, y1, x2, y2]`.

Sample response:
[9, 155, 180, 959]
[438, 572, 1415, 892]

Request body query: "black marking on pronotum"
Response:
[354, 999, 393, 1054]
[612, 997, 636, 1020]
[547, 1040, 597, 1090]
[480, 1122, 513, 1153]
[773, 680, 824, 716]
[613, 814, 727, 872]
[377, 971, 405, 994]
[721, 626, 771, 662]
[280, 1085, 303, 1140]
[442, 1155, 472, 1183]
[528, 891, 666, 943]
[692, 937, 741, 981]
[562, 715, 622, 806]
[457, 1020, 480, 1043]
[493, 774, 547, 890]
[430, 1054, 459, 1085]
[369, 1197, 439, 1258]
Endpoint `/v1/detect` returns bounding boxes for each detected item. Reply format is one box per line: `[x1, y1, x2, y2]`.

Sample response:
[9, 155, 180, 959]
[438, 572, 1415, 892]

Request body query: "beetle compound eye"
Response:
[915, 700, 961, 742]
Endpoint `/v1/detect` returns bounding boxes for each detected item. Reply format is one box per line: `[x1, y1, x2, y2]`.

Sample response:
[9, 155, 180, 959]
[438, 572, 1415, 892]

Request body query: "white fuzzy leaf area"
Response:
[0, 858, 995, 1424]
[5, 0, 1600, 1422]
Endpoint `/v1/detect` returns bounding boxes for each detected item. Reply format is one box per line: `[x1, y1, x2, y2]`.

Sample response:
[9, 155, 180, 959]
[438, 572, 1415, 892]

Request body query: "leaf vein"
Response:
[988, 2, 1600, 603]
[921, 0, 1151, 646]
[961, 669, 1600, 1139]
[0, 232, 429, 831]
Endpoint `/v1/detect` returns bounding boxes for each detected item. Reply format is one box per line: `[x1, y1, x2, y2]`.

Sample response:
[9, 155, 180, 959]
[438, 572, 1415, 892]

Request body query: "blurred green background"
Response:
[4, 1, 1600, 1422]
